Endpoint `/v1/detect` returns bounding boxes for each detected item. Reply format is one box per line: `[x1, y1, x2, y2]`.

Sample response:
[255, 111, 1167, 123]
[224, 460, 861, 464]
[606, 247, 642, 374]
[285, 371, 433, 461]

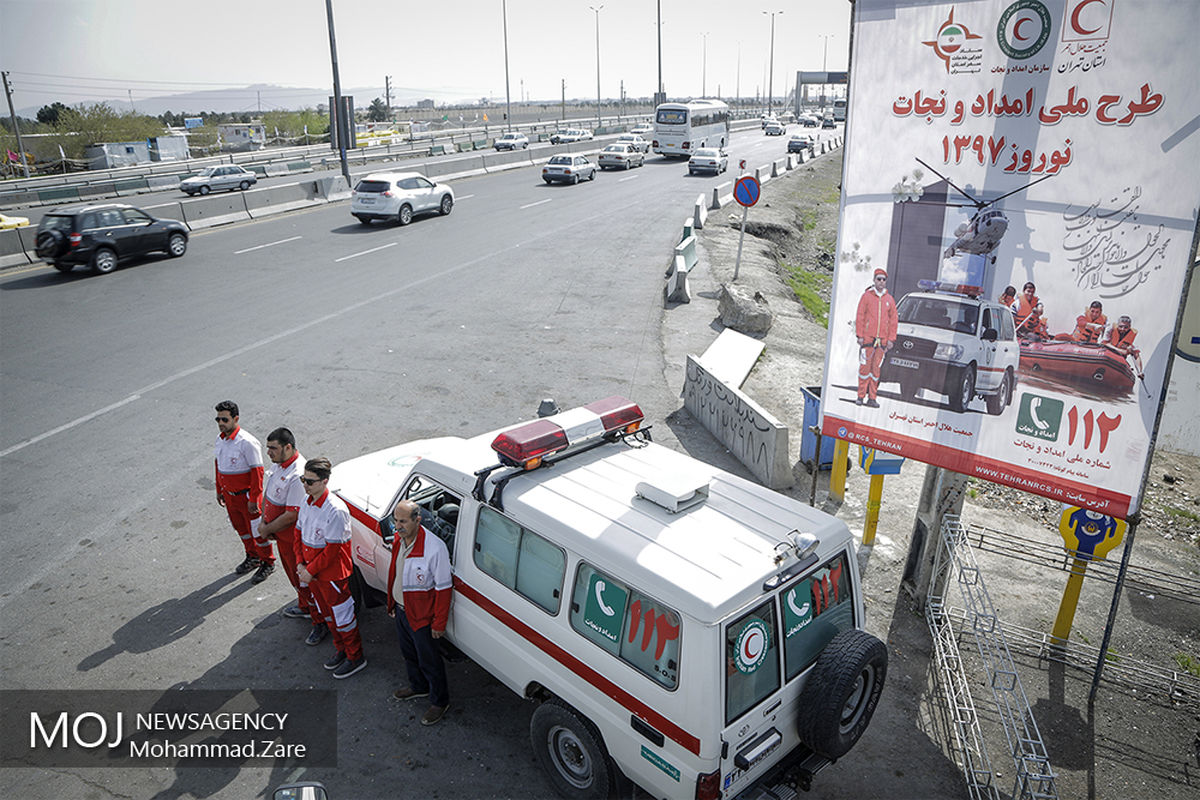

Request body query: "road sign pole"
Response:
[1050, 555, 1089, 647]
[862, 474, 884, 546]
[734, 204, 748, 281]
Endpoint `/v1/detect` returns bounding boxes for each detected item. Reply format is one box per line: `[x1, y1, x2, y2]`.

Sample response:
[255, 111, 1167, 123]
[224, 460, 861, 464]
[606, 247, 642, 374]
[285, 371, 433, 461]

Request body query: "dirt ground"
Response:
[661, 145, 1200, 799]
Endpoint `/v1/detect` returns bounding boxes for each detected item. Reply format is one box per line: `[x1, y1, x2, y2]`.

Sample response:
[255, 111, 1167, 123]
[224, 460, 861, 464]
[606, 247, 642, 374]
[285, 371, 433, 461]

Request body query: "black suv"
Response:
[35, 203, 189, 275]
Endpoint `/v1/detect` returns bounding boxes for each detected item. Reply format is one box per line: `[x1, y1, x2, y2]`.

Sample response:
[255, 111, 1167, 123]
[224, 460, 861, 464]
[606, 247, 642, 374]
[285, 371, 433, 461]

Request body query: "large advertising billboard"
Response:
[821, 0, 1200, 517]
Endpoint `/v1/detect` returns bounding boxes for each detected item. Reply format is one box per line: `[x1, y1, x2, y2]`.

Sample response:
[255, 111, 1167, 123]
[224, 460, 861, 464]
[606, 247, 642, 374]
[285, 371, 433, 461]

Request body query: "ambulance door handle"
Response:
[630, 715, 664, 747]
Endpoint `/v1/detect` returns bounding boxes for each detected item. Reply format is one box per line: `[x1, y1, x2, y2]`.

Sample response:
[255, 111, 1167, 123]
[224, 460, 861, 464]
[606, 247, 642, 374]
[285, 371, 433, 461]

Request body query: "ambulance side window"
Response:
[473, 507, 565, 613]
[569, 564, 680, 689]
[725, 601, 780, 724]
[781, 552, 854, 681]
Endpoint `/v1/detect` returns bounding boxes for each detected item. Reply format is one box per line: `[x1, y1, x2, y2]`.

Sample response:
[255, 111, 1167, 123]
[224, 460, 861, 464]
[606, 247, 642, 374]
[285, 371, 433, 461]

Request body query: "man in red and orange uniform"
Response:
[1012, 281, 1040, 332]
[213, 400, 273, 582]
[1103, 314, 1145, 379]
[855, 268, 898, 408]
[260, 427, 327, 646]
[297, 457, 367, 679]
[1072, 300, 1107, 343]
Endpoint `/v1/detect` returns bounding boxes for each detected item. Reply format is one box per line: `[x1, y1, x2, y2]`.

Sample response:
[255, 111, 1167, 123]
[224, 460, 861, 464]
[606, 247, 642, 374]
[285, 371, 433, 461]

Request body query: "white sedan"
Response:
[598, 144, 645, 170]
[351, 171, 454, 225]
[614, 133, 650, 153]
[688, 148, 728, 175]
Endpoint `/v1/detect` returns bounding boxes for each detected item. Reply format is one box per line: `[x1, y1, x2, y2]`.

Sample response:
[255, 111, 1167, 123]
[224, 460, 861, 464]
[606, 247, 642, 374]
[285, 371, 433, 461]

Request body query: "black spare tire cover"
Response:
[797, 629, 888, 759]
[36, 229, 68, 258]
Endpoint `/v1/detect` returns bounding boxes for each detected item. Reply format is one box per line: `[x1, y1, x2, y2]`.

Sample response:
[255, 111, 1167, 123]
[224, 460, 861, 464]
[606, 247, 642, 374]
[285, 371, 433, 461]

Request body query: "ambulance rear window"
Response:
[781, 552, 854, 680]
[569, 564, 680, 689]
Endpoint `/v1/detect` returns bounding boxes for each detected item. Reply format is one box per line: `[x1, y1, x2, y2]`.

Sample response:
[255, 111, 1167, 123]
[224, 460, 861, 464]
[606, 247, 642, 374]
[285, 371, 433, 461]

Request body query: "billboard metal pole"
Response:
[325, 0, 351, 187]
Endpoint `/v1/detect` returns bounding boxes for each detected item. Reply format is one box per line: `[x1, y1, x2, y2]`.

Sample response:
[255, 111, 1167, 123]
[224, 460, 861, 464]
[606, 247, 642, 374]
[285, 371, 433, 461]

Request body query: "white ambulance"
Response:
[331, 397, 886, 799]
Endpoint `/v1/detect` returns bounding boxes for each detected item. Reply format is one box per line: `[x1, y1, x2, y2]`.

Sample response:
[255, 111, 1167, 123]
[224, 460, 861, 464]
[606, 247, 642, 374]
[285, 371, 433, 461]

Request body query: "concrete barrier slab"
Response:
[0, 228, 32, 269]
[146, 175, 181, 190]
[699, 329, 765, 389]
[245, 182, 323, 219]
[180, 193, 251, 229]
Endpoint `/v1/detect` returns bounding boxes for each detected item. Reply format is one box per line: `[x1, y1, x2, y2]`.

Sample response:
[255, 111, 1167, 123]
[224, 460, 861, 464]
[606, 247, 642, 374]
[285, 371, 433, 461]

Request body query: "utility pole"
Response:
[701, 32, 708, 98]
[2, 71, 31, 178]
[655, 0, 664, 105]
[257, 90, 262, 114]
[561, 79, 566, 123]
[128, 88, 136, 114]
[620, 80, 625, 120]
[502, 0, 512, 130]
[763, 10, 783, 116]
[324, 0, 351, 186]
[385, 76, 392, 117]
[590, 5, 603, 128]
[736, 42, 741, 108]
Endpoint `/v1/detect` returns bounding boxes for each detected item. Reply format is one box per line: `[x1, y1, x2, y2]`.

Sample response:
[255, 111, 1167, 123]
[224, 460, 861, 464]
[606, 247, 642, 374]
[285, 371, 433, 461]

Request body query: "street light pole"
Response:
[701, 32, 709, 98]
[502, 0, 512, 131]
[324, 0, 351, 187]
[819, 34, 835, 112]
[656, 0, 664, 105]
[590, 5, 604, 127]
[762, 10, 783, 116]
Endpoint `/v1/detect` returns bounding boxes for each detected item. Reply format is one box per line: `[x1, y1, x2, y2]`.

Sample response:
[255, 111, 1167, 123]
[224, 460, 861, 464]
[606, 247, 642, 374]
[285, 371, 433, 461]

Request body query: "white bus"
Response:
[652, 99, 730, 157]
[832, 98, 847, 122]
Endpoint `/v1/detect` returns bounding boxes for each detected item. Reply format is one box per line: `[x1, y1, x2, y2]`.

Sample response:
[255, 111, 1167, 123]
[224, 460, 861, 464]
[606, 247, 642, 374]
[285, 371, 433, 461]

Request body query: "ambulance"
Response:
[331, 397, 887, 798]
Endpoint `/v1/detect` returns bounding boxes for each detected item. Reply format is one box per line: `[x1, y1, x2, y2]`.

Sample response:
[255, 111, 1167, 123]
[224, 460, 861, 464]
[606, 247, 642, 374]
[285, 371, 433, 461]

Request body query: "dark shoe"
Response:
[332, 657, 367, 680]
[855, 397, 864, 406]
[251, 560, 275, 584]
[234, 555, 261, 575]
[420, 704, 448, 726]
[282, 605, 309, 619]
[392, 687, 429, 701]
[306, 624, 329, 646]
[323, 650, 347, 671]
[865, 399, 880, 408]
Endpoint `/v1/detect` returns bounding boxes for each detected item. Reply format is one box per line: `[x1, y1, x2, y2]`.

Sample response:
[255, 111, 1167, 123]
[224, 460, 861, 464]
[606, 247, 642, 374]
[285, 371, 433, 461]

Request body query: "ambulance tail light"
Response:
[695, 768, 721, 800]
[490, 396, 643, 470]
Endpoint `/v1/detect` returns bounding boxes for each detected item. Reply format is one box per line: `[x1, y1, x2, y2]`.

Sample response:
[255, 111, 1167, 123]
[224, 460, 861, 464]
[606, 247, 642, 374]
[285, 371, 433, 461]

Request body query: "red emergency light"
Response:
[491, 396, 644, 470]
[917, 279, 982, 298]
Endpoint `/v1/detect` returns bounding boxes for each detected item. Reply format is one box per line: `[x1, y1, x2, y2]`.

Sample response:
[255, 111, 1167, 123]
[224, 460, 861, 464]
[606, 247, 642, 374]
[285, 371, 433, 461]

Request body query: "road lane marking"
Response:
[334, 242, 398, 262]
[520, 198, 552, 210]
[234, 236, 302, 254]
[457, 194, 475, 200]
[618, 174, 641, 182]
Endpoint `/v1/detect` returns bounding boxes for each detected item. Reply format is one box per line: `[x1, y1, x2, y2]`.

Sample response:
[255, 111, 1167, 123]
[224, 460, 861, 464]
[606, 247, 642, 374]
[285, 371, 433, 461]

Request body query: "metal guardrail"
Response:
[926, 515, 1059, 800]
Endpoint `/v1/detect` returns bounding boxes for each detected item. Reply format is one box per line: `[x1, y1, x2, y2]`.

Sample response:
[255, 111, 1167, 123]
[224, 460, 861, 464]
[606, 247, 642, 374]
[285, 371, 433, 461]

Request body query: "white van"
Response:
[331, 397, 886, 798]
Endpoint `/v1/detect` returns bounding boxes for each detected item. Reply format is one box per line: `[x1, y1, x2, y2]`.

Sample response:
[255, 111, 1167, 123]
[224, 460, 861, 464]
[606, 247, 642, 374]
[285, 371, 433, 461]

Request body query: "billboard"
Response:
[821, 0, 1200, 518]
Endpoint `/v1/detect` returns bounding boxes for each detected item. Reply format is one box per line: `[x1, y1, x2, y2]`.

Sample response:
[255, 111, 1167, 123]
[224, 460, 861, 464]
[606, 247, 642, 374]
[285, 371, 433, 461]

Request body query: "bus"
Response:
[652, 99, 730, 157]
[832, 98, 847, 122]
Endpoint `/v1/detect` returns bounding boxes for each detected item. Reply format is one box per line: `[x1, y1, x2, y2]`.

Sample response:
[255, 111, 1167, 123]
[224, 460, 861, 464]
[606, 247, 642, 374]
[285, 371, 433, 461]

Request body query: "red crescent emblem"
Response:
[1071, 0, 1104, 35]
[1013, 16, 1033, 41]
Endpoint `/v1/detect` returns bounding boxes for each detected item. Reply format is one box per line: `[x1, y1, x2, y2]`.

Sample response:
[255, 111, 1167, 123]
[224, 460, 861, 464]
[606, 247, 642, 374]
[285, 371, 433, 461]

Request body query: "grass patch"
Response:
[798, 208, 819, 232]
[1164, 505, 1200, 523]
[823, 185, 842, 204]
[783, 262, 831, 327]
[967, 488, 978, 499]
[1174, 652, 1200, 678]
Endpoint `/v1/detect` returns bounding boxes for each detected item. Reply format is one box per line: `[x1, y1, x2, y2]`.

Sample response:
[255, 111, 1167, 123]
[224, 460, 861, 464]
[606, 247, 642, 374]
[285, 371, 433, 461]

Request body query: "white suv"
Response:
[549, 128, 594, 144]
[880, 285, 1019, 414]
[350, 171, 454, 226]
[330, 397, 887, 799]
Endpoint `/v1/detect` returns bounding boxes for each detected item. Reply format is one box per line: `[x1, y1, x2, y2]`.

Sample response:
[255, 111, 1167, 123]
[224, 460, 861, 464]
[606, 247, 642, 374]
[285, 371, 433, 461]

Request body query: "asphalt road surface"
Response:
[0, 129, 838, 799]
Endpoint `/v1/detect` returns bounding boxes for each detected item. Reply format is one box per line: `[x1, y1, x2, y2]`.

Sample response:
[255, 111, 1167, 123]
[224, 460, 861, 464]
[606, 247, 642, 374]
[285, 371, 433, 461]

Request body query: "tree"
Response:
[367, 97, 389, 122]
[50, 102, 165, 158]
[37, 102, 69, 126]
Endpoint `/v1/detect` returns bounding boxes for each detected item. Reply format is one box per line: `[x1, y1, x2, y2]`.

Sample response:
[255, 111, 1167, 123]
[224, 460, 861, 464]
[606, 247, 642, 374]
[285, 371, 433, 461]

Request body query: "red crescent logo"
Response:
[1071, 0, 1105, 35]
[742, 629, 762, 661]
[1013, 16, 1033, 41]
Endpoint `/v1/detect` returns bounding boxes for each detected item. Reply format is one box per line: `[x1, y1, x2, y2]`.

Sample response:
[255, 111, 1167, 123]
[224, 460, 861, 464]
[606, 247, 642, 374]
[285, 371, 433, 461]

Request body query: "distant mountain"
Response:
[17, 83, 473, 118]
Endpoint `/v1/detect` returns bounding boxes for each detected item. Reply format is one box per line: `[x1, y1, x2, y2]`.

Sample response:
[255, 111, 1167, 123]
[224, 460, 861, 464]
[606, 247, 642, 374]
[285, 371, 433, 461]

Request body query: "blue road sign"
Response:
[734, 176, 761, 207]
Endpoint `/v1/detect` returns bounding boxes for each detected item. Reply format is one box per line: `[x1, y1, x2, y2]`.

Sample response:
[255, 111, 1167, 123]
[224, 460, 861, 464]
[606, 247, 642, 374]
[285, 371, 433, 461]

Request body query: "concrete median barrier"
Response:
[482, 149, 534, 173]
[0, 227, 32, 269]
[142, 200, 187, 224]
[114, 177, 150, 196]
[146, 175, 181, 191]
[180, 193, 250, 229]
[710, 181, 733, 209]
[317, 176, 351, 202]
[37, 186, 80, 204]
[245, 182, 323, 219]
[266, 165, 291, 177]
[693, 194, 708, 229]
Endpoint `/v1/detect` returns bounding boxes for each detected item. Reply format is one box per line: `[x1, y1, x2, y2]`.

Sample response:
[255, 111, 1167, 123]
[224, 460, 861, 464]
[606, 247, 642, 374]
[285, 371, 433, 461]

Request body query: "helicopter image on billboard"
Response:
[915, 157, 1055, 263]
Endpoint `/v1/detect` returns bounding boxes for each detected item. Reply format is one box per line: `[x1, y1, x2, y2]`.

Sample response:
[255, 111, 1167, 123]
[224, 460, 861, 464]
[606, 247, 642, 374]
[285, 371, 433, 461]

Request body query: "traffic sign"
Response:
[739, 159, 747, 171]
[734, 176, 760, 207]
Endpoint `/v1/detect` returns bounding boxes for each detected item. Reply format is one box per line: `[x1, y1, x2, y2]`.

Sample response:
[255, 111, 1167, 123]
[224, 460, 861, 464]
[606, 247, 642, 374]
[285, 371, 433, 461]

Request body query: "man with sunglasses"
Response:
[855, 268, 898, 408]
[213, 400, 273, 582]
[296, 457, 367, 679]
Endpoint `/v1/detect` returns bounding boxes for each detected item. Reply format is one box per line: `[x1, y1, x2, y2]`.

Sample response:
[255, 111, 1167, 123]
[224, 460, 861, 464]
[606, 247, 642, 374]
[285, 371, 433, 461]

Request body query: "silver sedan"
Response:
[598, 144, 645, 170]
[688, 148, 728, 175]
[180, 165, 258, 196]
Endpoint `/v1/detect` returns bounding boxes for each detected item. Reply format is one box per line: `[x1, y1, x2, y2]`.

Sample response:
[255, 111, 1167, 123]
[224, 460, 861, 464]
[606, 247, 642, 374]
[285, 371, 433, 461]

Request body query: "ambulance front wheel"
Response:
[530, 700, 617, 799]
[797, 629, 888, 760]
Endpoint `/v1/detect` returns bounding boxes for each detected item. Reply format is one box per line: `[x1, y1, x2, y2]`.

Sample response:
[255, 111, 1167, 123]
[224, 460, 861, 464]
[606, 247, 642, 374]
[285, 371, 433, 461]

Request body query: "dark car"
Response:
[35, 203, 189, 275]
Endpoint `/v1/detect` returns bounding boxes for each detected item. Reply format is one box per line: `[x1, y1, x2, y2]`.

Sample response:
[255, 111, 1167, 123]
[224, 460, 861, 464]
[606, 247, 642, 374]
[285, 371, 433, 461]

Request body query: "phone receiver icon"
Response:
[786, 589, 810, 618]
[595, 580, 615, 617]
[1030, 397, 1050, 430]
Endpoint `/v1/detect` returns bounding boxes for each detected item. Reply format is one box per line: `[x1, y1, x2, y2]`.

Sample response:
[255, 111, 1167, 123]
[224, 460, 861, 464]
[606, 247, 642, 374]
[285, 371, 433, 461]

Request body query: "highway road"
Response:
[0, 127, 837, 799]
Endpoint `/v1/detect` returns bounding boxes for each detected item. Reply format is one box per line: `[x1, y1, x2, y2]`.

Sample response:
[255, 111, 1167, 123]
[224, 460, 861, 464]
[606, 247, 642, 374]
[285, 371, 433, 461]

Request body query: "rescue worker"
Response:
[259, 427, 327, 646]
[387, 499, 453, 726]
[1020, 303, 1049, 341]
[296, 457, 367, 679]
[855, 268, 898, 408]
[1012, 281, 1040, 331]
[213, 400, 273, 582]
[998, 285, 1016, 308]
[1072, 300, 1107, 343]
[1103, 315, 1145, 379]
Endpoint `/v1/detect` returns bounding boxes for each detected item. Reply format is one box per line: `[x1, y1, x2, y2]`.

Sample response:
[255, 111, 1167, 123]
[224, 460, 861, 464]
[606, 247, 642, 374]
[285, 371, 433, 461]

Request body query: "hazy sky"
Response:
[1, 0, 852, 112]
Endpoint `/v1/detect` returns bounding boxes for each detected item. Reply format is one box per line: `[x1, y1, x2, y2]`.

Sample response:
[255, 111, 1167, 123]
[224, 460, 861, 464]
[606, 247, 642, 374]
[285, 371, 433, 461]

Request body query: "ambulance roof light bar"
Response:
[491, 396, 644, 470]
[917, 279, 982, 298]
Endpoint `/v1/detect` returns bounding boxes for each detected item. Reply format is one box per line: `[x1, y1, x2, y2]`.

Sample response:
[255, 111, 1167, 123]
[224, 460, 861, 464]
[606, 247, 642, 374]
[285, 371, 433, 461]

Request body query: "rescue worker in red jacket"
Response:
[259, 427, 327, 646]
[1103, 314, 1145, 379]
[855, 268, 898, 408]
[213, 400, 272, 582]
[1012, 281, 1040, 331]
[1072, 300, 1108, 343]
[296, 457, 366, 679]
[387, 499, 453, 726]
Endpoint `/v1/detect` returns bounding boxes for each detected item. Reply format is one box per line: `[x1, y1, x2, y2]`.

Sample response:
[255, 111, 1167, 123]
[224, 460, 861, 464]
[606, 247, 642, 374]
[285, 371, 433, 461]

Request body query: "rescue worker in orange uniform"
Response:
[1072, 300, 1107, 343]
[1103, 314, 1145, 379]
[1020, 303, 1049, 341]
[1012, 281, 1040, 331]
[855, 268, 898, 408]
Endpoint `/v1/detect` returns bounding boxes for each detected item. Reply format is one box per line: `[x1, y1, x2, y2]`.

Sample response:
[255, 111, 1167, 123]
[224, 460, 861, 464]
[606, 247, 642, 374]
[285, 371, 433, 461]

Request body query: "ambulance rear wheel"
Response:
[797, 629, 887, 760]
[530, 700, 614, 799]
